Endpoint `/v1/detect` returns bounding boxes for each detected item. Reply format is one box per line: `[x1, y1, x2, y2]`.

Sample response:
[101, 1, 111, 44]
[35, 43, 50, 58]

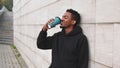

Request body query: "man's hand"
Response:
[42, 18, 54, 32]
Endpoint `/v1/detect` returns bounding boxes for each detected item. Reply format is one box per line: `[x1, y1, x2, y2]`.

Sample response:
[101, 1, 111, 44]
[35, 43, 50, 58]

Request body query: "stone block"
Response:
[113, 24, 120, 68]
[21, 0, 30, 8]
[82, 24, 96, 60]
[34, 25, 43, 38]
[89, 60, 95, 68]
[47, 0, 72, 18]
[21, 0, 58, 16]
[95, 24, 113, 67]
[71, 0, 96, 23]
[95, 63, 111, 68]
[96, 0, 120, 23]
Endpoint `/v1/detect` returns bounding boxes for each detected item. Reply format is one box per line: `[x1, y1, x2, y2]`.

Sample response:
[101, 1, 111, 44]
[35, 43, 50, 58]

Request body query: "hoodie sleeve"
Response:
[77, 35, 89, 68]
[37, 30, 54, 49]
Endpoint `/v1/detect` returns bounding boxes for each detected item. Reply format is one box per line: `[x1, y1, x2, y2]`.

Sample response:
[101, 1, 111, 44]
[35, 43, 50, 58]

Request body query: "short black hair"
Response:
[66, 9, 81, 26]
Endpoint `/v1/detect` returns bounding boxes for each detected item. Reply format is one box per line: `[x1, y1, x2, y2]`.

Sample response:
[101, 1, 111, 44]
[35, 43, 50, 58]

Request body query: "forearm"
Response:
[37, 30, 47, 49]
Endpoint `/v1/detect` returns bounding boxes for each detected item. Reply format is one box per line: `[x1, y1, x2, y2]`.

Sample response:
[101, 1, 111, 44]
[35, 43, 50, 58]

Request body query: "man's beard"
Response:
[60, 25, 68, 29]
[60, 24, 71, 29]
[60, 25, 65, 28]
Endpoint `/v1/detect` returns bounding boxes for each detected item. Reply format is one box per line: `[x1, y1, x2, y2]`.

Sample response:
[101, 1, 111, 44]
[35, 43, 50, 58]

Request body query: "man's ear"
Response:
[72, 20, 76, 25]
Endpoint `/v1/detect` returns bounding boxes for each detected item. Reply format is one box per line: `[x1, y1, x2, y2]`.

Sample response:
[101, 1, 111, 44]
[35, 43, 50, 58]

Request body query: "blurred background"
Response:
[0, 0, 13, 45]
[0, 0, 13, 11]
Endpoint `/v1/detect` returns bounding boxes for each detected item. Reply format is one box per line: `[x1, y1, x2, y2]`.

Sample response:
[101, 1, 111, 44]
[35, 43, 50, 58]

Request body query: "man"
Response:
[37, 9, 89, 68]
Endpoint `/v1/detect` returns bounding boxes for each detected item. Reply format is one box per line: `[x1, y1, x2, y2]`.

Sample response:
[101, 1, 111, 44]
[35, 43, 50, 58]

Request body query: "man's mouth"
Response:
[60, 22, 63, 25]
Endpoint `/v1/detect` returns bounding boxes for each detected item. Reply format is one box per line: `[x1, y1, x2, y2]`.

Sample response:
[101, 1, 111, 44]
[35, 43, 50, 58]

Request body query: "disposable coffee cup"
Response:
[48, 17, 61, 28]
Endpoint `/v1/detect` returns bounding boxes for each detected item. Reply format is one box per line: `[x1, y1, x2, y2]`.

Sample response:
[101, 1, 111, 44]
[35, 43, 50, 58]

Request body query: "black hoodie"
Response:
[37, 26, 89, 68]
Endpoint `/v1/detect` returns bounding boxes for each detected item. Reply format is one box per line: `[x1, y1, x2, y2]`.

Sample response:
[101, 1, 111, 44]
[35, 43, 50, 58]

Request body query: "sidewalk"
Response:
[0, 44, 28, 68]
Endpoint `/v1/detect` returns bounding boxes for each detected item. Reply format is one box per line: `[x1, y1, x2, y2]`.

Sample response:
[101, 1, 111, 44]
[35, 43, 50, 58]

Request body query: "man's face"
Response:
[60, 12, 75, 28]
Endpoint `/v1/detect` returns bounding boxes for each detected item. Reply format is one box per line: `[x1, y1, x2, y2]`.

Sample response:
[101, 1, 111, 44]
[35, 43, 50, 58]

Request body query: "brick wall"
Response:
[13, 0, 120, 68]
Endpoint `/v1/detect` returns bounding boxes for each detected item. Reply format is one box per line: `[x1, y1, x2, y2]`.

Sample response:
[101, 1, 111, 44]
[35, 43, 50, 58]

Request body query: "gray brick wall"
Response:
[13, 0, 120, 68]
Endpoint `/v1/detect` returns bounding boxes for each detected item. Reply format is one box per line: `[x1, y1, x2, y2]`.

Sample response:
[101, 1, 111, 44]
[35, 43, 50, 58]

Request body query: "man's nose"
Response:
[61, 18, 64, 22]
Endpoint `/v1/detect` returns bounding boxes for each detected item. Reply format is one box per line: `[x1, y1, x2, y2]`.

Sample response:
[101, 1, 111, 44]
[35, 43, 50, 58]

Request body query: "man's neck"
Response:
[65, 26, 74, 34]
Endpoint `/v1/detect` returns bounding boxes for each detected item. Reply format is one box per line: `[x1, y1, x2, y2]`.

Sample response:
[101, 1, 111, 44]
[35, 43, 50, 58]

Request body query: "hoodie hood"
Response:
[61, 26, 83, 37]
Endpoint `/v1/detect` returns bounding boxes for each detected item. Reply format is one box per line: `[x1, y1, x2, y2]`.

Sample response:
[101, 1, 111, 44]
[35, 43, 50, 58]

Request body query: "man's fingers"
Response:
[47, 18, 54, 24]
[42, 18, 54, 31]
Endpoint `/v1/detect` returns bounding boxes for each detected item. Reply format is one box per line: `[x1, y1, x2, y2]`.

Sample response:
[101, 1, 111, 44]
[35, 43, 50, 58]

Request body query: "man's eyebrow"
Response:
[62, 15, 68, 17]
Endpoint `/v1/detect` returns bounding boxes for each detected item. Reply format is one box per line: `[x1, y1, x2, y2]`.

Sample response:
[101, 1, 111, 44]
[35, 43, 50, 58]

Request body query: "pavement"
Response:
[0, 10, 13, 45]
[0, 44, 28, 68]
[0, 8, 28, 68]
